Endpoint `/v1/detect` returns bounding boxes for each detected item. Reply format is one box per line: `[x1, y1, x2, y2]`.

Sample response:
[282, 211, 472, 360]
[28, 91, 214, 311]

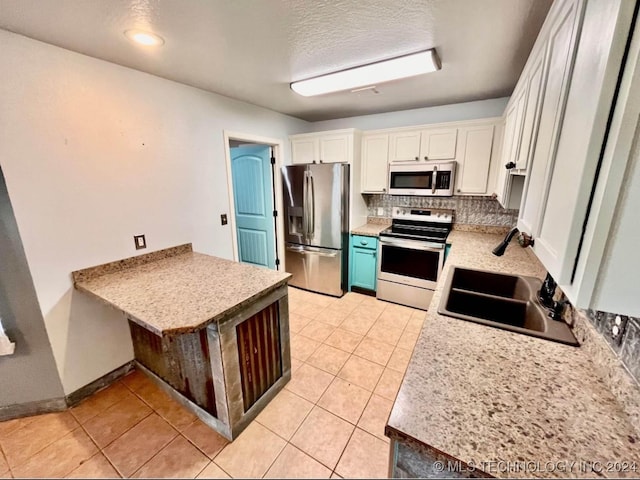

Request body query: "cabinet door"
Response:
[291, 138, 318, 164]
[495, 102, 519, 207]
[319, 134, 351, 163]
[456, 125, 495, 194]
[389, 131, 421, 163]
[350, 246, 377, 291]
[420, 128, 458, 160]
[516, 52, 546, 171]
[518, 0, 579, 239]
[361, 135, 390, 193]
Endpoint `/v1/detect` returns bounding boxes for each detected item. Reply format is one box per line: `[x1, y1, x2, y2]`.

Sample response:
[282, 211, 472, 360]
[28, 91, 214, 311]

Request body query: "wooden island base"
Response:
[72, 244, 293, 442]
[129, 284, 291, 440]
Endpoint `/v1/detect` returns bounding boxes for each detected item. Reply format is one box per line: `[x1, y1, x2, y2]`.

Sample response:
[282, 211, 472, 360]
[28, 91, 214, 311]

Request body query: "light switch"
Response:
[134, 234, 146, 250]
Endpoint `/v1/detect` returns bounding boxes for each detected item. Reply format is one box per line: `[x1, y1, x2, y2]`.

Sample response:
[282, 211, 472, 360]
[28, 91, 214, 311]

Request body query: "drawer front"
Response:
[351, 235, 377, 250]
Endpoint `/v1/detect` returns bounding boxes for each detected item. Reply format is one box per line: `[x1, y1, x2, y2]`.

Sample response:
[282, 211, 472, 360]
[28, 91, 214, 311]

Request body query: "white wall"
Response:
[308, 97, 509, 132]
[0, 30, 309, 394]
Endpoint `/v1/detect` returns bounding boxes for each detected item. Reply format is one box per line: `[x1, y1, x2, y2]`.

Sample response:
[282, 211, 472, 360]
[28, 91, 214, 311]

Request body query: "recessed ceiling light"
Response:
[291, 49, 441, 97]
[124, 29, 165, 47]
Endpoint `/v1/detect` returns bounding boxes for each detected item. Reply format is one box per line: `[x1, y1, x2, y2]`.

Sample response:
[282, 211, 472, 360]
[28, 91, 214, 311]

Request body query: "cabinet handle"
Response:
[424, 156, 428, 160]
[382, 187, 386, 192]
[360, 240, 368, 245]
[414, 156, 419, 161]
[505, 161, 516, 170]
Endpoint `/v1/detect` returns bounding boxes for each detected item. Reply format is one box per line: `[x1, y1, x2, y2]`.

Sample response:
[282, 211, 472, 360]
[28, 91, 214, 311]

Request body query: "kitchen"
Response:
[1, 0, 639, 478]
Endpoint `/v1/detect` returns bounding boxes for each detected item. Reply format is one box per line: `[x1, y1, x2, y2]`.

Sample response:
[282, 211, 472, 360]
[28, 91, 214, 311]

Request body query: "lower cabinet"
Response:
[349, 235, 378, 292]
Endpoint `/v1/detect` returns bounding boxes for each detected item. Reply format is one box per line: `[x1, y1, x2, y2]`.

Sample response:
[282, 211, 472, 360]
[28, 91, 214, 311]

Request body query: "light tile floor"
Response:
[0, 289, 425, 479]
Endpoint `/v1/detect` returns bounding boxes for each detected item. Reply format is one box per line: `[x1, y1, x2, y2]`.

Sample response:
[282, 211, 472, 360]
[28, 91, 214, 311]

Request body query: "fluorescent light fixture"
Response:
[124, 29, 165, 47]
[291, 49, 440, 97]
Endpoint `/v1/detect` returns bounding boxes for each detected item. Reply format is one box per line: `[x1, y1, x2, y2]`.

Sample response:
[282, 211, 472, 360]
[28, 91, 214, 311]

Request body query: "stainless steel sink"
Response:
[438, 267, 579, 346]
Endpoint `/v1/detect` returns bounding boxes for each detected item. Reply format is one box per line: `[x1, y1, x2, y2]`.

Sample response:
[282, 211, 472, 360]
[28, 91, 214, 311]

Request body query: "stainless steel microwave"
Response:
[388, 161, 457, 196]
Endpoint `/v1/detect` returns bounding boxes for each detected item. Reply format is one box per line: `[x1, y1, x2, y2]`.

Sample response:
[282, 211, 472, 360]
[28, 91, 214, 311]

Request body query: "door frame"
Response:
[223, 131, 285, 270]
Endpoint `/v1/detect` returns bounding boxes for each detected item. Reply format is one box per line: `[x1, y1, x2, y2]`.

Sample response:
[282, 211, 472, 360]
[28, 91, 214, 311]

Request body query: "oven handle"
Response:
[380, 237, 445, 252]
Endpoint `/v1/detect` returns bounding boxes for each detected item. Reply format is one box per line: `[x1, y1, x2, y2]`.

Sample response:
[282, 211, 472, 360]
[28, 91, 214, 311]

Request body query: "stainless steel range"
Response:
[377, 207, 453, 310]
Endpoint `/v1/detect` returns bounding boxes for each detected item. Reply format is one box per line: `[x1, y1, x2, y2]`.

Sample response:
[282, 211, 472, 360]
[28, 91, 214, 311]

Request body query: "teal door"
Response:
[231, 145, 276, 269]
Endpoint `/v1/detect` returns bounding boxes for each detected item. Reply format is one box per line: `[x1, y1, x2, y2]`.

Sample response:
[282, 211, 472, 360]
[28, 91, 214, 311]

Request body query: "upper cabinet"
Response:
[503, 0, 636, 313]
[361, 134, 389, 193]
[455, 125, 495, 195]
[388, 131, 421, 162]
[389, 128, 457, 163]
[290, 130, 355, 164]
[361, 118, 501, 196]
[420, 128, 458, 160]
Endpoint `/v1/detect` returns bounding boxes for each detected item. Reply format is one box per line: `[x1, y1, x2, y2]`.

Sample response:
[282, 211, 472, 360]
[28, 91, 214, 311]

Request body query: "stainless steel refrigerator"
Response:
[282, 163, 349, 297]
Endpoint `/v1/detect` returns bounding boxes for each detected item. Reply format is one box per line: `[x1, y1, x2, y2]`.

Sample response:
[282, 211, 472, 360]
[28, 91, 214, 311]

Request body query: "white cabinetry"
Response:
[361, 119, 501, 195]
[389, 128, 457, 163]
[505, 0, 636, 313]
[420, 128, 458, 160]
[361, 134, 389, 193]
[290, 130, 354, 164]
[289, 129, 367, 230]
[388, 131, 421, 162]
[455, 125, 495, 195]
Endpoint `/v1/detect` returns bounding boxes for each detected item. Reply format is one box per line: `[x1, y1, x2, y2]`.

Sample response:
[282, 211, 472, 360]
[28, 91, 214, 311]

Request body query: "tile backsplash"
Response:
[586, 309, 640, 383]
[364, 194, 519, 227]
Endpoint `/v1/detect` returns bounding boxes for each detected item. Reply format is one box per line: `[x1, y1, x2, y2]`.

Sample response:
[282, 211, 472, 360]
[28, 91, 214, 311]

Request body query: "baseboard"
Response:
[0, 397, 67, 422]
[65, 361, 135, 407]
[350, 286, 376, 297]
[0, 361, 135, 421]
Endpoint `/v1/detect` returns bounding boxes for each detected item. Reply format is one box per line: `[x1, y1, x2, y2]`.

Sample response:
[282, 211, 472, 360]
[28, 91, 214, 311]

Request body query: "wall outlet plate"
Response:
[134, 234, 146, 250]
[221, 214, 228, 225]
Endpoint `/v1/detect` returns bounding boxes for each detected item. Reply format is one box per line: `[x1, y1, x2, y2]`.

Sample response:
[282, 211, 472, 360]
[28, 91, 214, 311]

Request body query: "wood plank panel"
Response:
[236, 303, 282, 412]
[128, 321, 216, 415]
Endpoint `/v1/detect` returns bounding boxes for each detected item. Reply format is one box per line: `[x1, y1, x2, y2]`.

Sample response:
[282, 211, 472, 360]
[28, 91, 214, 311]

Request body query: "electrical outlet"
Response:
[134, 234, 146, 250]
[377, 207, 384, 216]
[221, 214, 228, 225]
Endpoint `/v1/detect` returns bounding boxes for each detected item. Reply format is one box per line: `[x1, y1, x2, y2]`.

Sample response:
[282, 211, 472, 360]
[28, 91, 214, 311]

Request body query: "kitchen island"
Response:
[386, 231, 640, 478]
[73, 244, 291, 440]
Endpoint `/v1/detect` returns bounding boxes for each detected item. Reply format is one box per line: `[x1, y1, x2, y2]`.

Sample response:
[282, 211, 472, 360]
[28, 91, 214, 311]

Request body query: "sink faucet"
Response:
[492, 227, 519, 256]
[492, 227, 534, 256]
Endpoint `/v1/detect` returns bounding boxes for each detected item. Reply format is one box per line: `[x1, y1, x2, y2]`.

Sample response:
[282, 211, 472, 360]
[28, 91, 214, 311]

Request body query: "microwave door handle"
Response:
[432, 165, 438, 194]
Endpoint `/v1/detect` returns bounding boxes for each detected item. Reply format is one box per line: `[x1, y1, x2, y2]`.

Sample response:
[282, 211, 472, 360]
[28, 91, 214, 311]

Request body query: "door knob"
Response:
[505, 161, 516, 169]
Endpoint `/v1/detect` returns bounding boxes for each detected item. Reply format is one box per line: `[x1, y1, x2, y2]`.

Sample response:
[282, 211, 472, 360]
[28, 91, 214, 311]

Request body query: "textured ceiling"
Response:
[0, 0, 552, 121]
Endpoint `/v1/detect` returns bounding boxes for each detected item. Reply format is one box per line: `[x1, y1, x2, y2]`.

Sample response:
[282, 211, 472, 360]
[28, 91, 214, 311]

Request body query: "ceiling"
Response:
[0, 0, 552, 122]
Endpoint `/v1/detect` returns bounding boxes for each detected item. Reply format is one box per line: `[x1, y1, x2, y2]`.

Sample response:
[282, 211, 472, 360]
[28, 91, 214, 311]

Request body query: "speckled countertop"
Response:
[350, 222, 390, 237]
[386, 230, 640, 478]
[74, 247, 291, 336]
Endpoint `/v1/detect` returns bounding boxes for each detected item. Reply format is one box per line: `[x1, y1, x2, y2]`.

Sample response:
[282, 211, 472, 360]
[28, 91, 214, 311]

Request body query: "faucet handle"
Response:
[517, 232, 534, 248]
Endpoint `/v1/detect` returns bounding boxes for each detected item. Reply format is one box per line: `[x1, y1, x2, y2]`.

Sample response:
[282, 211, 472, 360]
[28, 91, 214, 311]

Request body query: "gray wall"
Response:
[0, 166, 64, 406]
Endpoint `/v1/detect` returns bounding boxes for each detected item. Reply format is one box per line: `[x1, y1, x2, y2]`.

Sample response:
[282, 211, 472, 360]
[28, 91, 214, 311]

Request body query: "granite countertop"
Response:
[351, 222, 390, 237]
[386, 230, 640, 478]
[74, 245, 291, 336]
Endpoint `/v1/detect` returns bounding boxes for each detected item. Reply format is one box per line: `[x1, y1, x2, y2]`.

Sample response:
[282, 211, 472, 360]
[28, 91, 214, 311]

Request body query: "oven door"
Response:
[378, 237, 444, 290]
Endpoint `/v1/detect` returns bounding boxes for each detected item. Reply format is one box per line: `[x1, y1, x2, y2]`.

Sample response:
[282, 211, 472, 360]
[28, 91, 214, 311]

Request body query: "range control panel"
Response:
[391, 207, 454, 224]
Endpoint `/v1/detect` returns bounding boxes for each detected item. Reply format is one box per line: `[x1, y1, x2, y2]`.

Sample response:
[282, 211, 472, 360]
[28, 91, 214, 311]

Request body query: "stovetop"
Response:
[379, 207, 453, 244]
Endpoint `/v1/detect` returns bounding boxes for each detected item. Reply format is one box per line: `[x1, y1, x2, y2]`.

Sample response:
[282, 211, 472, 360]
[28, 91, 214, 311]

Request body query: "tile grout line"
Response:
[0, 441, 12, 478]
[2, 415, 81, 474]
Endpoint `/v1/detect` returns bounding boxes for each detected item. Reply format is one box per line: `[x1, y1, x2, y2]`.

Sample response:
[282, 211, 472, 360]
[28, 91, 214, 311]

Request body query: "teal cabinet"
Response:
[349, 235, 378, 292]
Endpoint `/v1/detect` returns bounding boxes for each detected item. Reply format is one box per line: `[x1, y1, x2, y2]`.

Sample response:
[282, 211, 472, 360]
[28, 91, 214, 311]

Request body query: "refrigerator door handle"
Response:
[309, 172, 316, 235]
[302, 170, 309, 235]
[286, 245, 306, 254]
